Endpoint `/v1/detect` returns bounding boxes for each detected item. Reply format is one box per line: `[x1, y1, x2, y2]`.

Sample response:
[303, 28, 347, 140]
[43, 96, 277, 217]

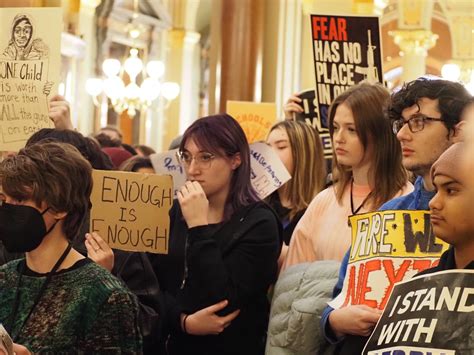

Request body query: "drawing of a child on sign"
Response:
[0, 7, 61, 151]
[2, 14, 49, 61]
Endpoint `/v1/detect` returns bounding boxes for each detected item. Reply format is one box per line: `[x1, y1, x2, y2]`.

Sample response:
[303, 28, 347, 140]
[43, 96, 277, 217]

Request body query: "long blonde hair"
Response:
[268, 121, 326, 219]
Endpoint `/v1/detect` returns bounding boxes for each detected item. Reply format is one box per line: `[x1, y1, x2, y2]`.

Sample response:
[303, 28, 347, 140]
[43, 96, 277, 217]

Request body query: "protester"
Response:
[0, 142, 142, 353]
[416, 143, 474, 274]
[134, 144, 156, 157]
[322, 78, 471, 354]
[2, 125, 161, 355]
[282, 82, 411, 270]
[120, 155, 155, 173]
[98, 125, 123, 145]
[149, 114, 281, 355]
[266, 120, 326, 268]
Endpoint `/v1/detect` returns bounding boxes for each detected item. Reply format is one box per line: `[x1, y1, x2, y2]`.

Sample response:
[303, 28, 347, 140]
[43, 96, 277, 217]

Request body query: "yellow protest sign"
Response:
[90, 170, 173, 254]
[0, 8, 62, 151]
[226, 101, 276, 144]
[329, 210, 449, 310]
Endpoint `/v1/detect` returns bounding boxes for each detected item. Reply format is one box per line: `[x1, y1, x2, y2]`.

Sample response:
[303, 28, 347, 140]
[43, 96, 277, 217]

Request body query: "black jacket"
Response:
[416, 247, 474, 276]
[150, 201, 281, 355]
[267, 192, 305, 245]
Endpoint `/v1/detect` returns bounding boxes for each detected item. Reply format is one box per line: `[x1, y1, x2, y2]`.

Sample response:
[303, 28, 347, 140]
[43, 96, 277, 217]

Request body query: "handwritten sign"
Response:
[363, 270, 474, 354]
[150, 149, 186, 198]
[329, 210, 449, 310]
[310, 14, 383, 124]
[227, 101, 276, 144]
[90, 170, 173, 254]
[249, 142, 291, 199]
[0, 8, 62, 151]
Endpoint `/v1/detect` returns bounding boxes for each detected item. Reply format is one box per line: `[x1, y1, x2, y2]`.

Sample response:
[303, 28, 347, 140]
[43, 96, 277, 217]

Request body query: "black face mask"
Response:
[0, 202, 57, 253]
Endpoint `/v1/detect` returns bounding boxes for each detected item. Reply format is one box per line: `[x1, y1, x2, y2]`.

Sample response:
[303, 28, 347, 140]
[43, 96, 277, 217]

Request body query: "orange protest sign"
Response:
[226, 101, 276, 144]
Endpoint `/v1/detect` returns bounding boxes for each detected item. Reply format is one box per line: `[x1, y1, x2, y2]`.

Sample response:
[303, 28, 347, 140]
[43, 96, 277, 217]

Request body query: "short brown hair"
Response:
[328, 82, 407, 209]
[0, 141, 93, 241]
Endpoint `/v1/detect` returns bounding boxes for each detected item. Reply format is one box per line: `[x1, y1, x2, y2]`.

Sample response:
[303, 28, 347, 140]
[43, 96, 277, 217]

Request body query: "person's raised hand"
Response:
[86, 232, 114, 272]
[283, 93, 303, 120]
[48, 94, 73, 130]
[12, 343, 32, 355]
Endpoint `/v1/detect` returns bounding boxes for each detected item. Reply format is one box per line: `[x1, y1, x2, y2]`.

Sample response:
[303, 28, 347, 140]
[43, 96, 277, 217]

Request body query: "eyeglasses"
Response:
[392, 114, 443, 134]
[177, 151, 216, 169]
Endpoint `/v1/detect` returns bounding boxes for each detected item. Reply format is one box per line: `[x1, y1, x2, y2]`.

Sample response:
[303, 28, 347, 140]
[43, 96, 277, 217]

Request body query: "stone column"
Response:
[209, 0, 265, 113]
[77, 0, 101, 134]
[390, 30, 438, 82]
[159, 0, 201, 151]
[389, 0, 438, 82]
[438, 0, 474, 84]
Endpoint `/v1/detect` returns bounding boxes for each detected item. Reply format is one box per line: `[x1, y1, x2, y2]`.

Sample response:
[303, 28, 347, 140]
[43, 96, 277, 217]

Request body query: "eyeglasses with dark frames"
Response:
[392, 114, 443, 134]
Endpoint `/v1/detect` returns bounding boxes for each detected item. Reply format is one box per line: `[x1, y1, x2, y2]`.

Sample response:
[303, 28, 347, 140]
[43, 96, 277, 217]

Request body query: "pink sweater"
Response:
[282, 182, 413, 270]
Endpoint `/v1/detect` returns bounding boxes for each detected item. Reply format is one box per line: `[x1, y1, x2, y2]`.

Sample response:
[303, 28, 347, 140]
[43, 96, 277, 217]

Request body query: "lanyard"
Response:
[7, 243, 72, 341]
[350, 179, 372, 215]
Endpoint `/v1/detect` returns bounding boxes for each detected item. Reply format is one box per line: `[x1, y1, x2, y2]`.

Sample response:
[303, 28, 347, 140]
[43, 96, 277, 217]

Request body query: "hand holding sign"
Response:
[283, 93, 303, 120]
[11, 344, 31, 355]
[329, 304, 382, 338]
[85, 232, 114, 272]
[177, 181, 209, 228]
[48, 94, 73, 130]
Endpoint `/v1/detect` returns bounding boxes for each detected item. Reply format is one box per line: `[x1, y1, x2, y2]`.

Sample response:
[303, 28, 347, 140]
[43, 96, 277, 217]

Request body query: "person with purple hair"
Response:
[149, 114, 281, 355]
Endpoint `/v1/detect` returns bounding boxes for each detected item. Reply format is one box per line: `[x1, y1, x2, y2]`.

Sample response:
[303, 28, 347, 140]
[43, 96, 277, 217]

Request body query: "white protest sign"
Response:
[250, 142, 291, 199]
[150, 149, 186, 197]
[150, 144, 291, 201]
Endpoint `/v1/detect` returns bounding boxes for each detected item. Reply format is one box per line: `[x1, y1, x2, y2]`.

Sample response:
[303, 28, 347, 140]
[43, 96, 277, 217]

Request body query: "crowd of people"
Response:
[0, 76, 472, 355]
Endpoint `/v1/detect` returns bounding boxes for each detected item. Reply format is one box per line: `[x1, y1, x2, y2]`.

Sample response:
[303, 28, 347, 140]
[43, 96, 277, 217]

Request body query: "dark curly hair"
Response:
[389, 78, 472, 134]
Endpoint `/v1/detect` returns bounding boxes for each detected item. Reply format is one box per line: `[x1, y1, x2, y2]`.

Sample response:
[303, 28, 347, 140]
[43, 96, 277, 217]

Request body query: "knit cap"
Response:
[102, 147, 133, 169]
[430, 142, 466, 183]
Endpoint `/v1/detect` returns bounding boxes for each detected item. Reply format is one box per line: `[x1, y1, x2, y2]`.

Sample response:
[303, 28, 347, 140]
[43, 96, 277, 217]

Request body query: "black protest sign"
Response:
[294, 89, 332, 161]
[90, 170, 173, 254]
[363, 270, 474, 355]
[310, 14, 383, 123]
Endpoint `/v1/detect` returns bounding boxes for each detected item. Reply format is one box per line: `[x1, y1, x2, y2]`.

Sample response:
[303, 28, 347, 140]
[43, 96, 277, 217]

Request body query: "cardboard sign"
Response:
[90, 170, 173, 254]
[329, 210, 449, 310]
[227, 101, 276, 144]
[363, 270, 474, 354]
[294, 88, 333, 161]
[0, 324, 13, 355]
[249, 142, 291, 200]
[0, 8, 62, 151]
[150, 149, 186, 198]
[310, 14, 383, 124]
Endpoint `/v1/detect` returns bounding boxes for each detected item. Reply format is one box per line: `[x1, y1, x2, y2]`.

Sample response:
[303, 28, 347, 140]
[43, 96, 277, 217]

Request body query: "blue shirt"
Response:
[321, 176, 435, 343]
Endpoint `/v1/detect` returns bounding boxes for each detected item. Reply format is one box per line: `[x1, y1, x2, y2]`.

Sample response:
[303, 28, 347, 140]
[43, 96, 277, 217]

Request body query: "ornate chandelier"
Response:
[86, 48, 180, 116]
